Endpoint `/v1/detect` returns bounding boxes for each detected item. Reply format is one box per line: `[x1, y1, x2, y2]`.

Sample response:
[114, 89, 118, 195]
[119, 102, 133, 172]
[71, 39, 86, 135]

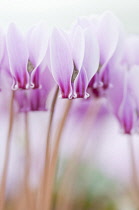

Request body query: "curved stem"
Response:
[43, 86, 59, 187]
[37, 86, 59, 210]
[44, 99, 72, 210]
[0, 91, 14, 210]
[55, 99, 101, 210]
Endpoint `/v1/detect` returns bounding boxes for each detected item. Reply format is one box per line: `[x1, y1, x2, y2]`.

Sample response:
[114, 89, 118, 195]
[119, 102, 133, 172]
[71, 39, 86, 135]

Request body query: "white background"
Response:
[0, 0, 138, 33]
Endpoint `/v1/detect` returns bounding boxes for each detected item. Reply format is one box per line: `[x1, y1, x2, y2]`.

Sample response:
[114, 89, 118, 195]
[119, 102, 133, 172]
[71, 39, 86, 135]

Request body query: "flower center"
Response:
[71, 64, 79, 83]
[27, 60, 34, 73]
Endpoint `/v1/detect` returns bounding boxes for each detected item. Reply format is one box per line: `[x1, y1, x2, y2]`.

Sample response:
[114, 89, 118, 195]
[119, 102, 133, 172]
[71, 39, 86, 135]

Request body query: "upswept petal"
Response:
[97, 11, 121, 66]
[30, 45, 54, 88]
[70, 26, 85, 71]
[50, 28, 73, 98]
[6, 23, 29, 89]
[128, 66, 139, 111]
[26, 22, 49, 69]
[122, 36, 139, 67]
[0, 32, 11, 80]
[108, 65, 127, 117]
[83, 26, 99, 82]
[31, 54, 54, 92]
[0, 28, 5, 64]
[74, 67, 89, 99]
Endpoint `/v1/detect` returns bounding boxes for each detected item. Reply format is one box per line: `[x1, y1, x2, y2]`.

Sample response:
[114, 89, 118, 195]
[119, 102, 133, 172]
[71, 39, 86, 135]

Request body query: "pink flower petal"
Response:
[83, 25, 99, 81]
[26, 22, 49, 69]
[6, 23, 29, 89]
[97, 11, 122, 66]
[50, 28, 73, 98]
[70, 26, 85, 71]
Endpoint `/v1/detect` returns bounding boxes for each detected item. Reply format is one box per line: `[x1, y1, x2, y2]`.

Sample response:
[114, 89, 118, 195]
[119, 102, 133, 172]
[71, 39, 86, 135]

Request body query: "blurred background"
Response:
[0, 0, 139, 210]
[0, 0, 138, 33]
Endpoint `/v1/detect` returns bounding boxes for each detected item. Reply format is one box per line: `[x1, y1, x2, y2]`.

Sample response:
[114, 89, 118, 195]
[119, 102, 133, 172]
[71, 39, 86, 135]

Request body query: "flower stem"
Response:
[43, 86, 59, 186]
[44, 99, 72, 210]
[128, 135, 139, 208]
[37, 86, 59, 210]
[0, 91, 14, 210]
[24, 112, 32, 210]
[55, 99, 101, 210]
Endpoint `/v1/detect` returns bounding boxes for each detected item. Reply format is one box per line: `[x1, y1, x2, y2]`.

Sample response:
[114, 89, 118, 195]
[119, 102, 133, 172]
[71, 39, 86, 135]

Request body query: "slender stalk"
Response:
[43, 86, 59, 189]
[0, 91, 14, 210]
[128, 135, 139, 203]
[24, 112, 32, 210]
[55, 99, 101, 210]
[36, 86, 59, 210]
[44, 99, 72, 210]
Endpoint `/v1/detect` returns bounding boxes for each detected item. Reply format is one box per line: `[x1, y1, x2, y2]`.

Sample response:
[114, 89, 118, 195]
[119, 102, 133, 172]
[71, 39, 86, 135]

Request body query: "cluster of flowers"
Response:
[0, 11, 139, 134]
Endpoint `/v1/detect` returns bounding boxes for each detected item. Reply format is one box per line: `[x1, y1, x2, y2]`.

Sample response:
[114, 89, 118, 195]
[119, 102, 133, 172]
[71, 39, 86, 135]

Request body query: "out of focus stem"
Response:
[24, 112, 32, 210]
[128, 135, 139, 208]
[0, 91, 14, 210]
[55, 99, 101, 210]
[45, 99, 72, 210]
[39, 86, 59, 210]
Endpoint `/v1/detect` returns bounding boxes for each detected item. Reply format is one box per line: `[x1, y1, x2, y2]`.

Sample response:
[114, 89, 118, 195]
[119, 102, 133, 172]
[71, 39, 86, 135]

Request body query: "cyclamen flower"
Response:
[108, 36, 139, 134]
[107, 66, 136, 134]
[121, 36, 139, 133]
[71, 25, 99, 98]
[49, 26, 99, 99]
[15, 60, 54, 112]
[6, 23, 29, 89]
[26, 23, 49, 88]
[6, 22, 49, 90]
[124, 36, 139, 131]
[121, 35, 139, 110]
[77, 11, 124, 98]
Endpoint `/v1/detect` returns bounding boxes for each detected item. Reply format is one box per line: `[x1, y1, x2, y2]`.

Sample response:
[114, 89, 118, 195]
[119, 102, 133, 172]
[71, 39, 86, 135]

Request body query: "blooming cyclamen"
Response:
[49, 25, 99, 99]
[0, 11, 139, 210]
[6, 22, 49, 90]
[76, 12, 125, 98]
